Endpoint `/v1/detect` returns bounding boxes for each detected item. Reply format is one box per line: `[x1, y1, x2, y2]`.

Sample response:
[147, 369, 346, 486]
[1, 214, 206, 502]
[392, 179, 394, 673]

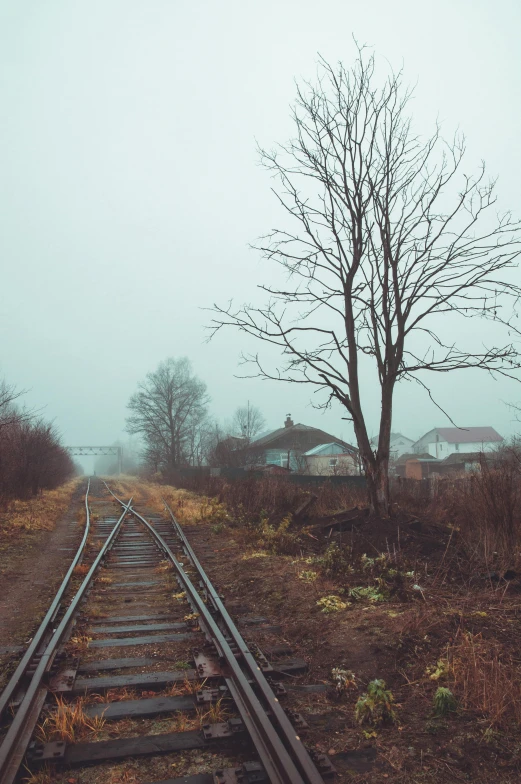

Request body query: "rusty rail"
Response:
[106, 484, 326, 784]
[0, 485, 133, 784]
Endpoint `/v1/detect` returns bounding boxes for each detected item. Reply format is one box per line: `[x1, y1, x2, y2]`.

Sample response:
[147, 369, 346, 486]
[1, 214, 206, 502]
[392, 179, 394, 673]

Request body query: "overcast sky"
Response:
[1, 0, 520, 468]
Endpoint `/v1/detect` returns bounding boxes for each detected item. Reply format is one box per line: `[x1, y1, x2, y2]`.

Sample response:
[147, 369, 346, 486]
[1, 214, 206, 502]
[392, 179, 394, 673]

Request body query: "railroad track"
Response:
[0, 479, 334, 784]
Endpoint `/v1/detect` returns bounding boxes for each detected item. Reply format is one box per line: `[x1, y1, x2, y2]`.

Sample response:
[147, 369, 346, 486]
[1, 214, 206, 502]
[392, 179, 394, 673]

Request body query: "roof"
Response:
[370, 432, 414, 446]
[441, 451, 493, 465]
[394, 452, 432, 465]
[419, 427, 503, 445]
[248, 423, 357, 453]
[304, 442, 352, 456]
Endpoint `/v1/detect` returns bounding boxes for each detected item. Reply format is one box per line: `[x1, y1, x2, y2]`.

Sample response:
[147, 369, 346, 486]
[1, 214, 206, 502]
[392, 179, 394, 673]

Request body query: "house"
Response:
[303, 442, 360, 476]
[437, 452, 495, 475]
[370, 432, 415, 459]
[412, 427, 503, 459]
[245, 415, 358, 471]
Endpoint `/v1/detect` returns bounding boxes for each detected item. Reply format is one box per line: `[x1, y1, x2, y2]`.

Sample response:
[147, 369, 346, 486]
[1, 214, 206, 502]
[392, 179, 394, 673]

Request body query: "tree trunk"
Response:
[365, 457, 390, 517]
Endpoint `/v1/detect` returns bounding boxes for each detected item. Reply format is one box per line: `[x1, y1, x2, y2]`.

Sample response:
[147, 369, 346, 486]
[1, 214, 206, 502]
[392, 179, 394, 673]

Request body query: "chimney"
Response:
[284, 414, 294, 428]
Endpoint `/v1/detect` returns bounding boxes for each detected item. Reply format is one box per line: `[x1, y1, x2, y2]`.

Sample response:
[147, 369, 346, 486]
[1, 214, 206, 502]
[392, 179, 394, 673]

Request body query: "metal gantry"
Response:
[66, 446, 122, 474]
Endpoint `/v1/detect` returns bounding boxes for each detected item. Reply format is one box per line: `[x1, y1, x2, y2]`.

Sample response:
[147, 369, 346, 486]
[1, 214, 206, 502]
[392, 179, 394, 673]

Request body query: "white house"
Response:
[370, 432, 415, 459]
[412, 427, 503, 459]
[303, 442, 360, 475]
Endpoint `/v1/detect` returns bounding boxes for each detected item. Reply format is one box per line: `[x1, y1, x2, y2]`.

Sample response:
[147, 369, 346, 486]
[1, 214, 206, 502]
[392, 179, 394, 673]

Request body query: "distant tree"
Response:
[232, 403, 265, 441]
[126, 358, 209, 475]
[210, 49, 521, 516]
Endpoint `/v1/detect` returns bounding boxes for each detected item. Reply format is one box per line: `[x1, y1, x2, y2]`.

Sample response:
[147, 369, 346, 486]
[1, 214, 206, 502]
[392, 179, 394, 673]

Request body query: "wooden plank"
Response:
[72, 670, 197, 694]
[63, 729, 208, 765]
[91, 622, 187, 634]
[145, 776, 212, 784]
[89, 614, 177, 624]
[89, 632, 195, 648]
[85, 694, 196, 720]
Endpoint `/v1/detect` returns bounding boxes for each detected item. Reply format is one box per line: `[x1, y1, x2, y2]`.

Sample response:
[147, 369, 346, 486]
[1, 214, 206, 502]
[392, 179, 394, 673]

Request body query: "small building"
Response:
[413, 427, 503, 459]
[370, 432, 415, 460]
[303, 442, 360, 476]
[394, 453, 440, 480]
[437, 452, 492, 475]
[245, 415, 358, 472]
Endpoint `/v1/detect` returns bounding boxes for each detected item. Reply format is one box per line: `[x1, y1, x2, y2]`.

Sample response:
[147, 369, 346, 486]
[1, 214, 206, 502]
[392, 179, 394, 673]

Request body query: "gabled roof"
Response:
[422, 427, 503, 445]
[248, 423, 357, 453]
[304, 442, 352, 456]
[370, 432, 414, 446]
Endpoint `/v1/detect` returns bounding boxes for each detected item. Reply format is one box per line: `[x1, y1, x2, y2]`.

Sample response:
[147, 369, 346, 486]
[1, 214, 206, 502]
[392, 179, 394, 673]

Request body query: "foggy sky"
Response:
[1, 0, 520, 466]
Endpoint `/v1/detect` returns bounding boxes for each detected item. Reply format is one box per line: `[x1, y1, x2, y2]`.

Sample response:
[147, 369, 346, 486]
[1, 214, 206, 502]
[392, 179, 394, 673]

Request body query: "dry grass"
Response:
[108, 476, 206, 524]
[22, 765, 55, 784]
[65, 634, 92, 656]
[37, 696, 106, 743]
[0, 477, 83, 555]
[73, 563, 90, 577]
[196, 696, 232, 727]
[447, 630, 521, 727]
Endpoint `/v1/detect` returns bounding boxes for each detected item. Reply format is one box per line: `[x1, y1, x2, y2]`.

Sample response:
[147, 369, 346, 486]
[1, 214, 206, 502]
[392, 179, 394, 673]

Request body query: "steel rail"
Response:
[0, 478, 92, 722]
[0, 494, 133, 784]
[106, 486, 325, 784]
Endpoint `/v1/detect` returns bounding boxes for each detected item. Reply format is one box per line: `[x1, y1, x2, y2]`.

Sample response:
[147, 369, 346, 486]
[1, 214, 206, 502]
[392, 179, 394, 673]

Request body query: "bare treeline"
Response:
[0, 379, 76, 502]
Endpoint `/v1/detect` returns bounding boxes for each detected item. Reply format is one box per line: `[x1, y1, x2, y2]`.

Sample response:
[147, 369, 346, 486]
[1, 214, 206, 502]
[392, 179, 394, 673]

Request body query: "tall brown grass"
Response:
[448, 630, 521, 727]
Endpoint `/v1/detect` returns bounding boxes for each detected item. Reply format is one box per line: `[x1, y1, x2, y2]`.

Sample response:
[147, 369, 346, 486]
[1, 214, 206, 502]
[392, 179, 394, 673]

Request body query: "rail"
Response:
[106, 484, 325, 784]
[0, 483, 133, 784]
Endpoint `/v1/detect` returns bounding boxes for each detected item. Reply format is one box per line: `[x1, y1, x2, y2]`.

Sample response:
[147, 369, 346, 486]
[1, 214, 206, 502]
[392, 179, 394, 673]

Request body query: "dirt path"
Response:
[0, 481, 87, 661]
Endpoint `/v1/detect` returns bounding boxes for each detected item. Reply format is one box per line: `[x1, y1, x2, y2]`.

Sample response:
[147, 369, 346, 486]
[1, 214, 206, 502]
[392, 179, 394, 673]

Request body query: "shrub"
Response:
[433, 687, 457, 717]
[355, 679, 396, 726]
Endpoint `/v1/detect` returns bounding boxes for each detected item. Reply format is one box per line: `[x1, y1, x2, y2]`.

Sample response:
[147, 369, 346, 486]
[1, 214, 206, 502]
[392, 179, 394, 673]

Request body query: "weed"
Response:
[298, 570, 318, 582]
[65, 634, 92, 656]
[155, 560, 173, 573]
[242, 551, 268, 560]
[212, 523, 224, 534]
[318, 542, 353, 578]
[349, 585, 387, 603]
[196, 696, 231, 727]
[37, 696, 105, 743]
[433, 687, 457, 717]
[73, 563, 90, 577]
[355, 680, 396, 726]
[173, 591, 186, 601]
[316, 595, 348, 613]
[98, 575, 113, 585]
[425, 659, 448, 681]
[332, 667, 356, 696]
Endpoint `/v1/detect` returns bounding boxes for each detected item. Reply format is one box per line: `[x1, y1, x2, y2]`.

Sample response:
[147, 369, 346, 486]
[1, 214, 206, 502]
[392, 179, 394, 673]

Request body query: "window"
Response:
[280, 453, 289, 467]
[455, 443, 459, 452]
[329, 458, 338, 467]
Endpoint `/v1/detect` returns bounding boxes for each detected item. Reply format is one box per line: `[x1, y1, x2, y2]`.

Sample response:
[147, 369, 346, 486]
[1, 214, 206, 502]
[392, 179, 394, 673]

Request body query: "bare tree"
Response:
[126, 357, 209, 475]
[232, 402, 265, 440]
[210, 49, 521, 516]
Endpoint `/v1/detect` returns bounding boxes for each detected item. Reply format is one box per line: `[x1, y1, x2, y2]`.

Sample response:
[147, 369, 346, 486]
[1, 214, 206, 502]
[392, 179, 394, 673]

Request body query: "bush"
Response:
[355, 679, 396, 726]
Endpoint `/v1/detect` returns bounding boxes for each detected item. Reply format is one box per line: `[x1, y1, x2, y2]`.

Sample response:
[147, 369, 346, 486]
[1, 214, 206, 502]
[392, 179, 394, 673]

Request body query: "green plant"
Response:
[433, 687, 457, 717]
[319, 542, 353, 578]
[316, 595, 348, 613]
[426, 659, 448, 681]
[355, 679, 396, 726]
[349, 585, 387, 603]
[298, 570, 318, 582]
[211, 523, 224, 534]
